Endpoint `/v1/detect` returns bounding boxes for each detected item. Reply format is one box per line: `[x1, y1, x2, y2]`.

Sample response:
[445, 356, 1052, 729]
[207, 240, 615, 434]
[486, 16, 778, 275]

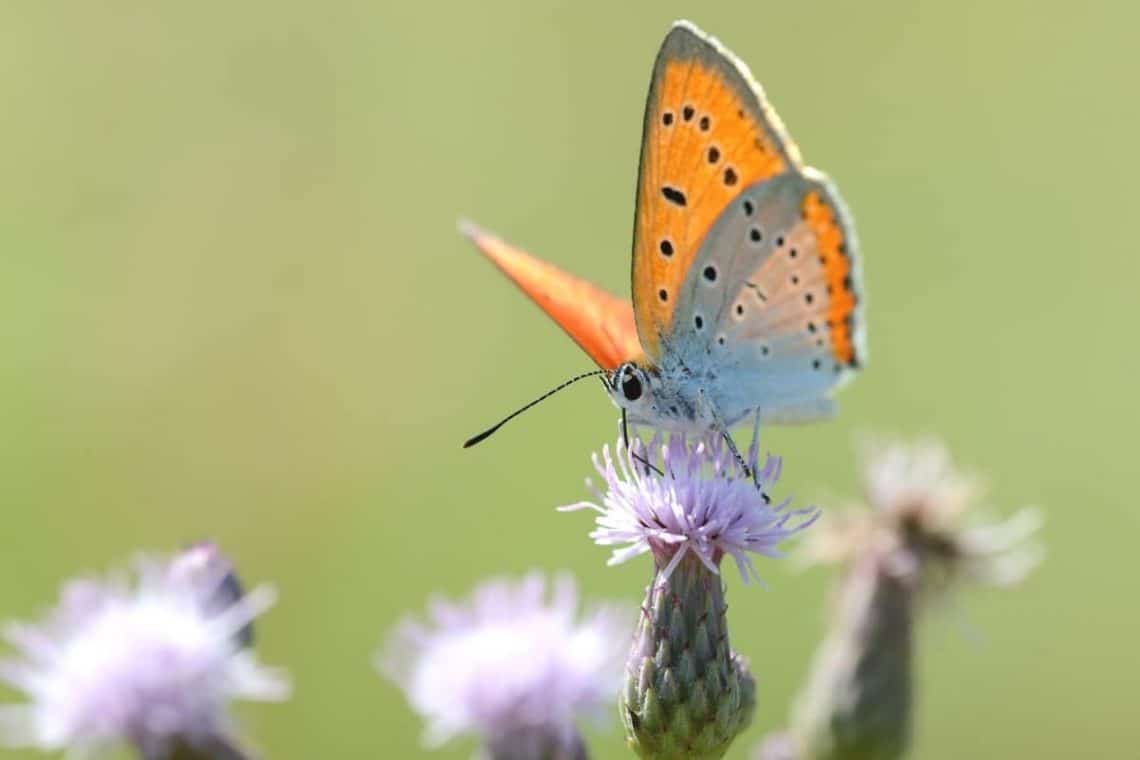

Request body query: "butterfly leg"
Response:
[706, 400, 754, 482]
[721, 425, 770, 500]
[719, 427, 752, 481]
[710, 406, 769, 497]
[747, 408, 771, 497]
[622, 408, 664, 477]
[749, 408, 763, 489]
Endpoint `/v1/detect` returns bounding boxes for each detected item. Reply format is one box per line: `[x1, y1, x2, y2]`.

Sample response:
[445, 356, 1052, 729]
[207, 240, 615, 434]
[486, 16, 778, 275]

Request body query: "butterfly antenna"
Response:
[463, 369, 608, 448]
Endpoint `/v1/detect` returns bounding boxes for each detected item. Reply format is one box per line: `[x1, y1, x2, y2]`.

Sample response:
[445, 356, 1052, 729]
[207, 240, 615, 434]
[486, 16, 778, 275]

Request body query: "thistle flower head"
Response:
[561, 433, 818, 583]
[805, 437, 1043, 593]
[773, 437, 1045, 760]
[379, 573, 627, 759]
[562, 432, 813, 759]
[0, 544, 289, 759]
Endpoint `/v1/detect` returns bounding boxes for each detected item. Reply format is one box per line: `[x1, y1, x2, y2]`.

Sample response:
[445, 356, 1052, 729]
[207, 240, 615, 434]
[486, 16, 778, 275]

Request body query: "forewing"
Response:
[462, 222, 643, 371]
[631, 21, 802, 359]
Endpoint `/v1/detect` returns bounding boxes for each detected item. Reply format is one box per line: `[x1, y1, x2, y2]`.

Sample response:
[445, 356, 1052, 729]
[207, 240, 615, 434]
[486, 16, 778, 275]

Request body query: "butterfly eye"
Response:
[621, 371, 644, 402]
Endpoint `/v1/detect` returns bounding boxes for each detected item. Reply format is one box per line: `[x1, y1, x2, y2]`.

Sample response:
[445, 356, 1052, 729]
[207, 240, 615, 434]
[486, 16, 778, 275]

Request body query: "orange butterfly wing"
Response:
[461, 221, 644, 371]
[631, 21, 804, 359]
[801, 186, 861, 367]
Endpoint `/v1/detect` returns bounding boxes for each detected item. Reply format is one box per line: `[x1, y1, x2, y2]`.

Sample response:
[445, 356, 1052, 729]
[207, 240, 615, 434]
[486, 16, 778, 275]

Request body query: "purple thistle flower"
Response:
[378, 573, 628, 759]
[0, 545, 289, 759]
[560, 433, 819, 583]
[563, 431, 815, 759]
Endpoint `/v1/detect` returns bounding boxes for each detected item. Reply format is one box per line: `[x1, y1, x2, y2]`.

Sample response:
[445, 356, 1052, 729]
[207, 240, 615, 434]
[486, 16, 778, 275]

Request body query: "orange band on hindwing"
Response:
[802, 191, 858, 366]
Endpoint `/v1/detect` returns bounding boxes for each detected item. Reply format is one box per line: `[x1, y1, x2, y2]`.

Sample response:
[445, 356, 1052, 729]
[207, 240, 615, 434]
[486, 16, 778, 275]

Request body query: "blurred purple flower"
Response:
[378, 573, 627, 759]
[805, 437, 1044, 591]
[763, 436, 1045, 760]
[753, 732, 800, 760]
[0, 545, 289, 759]
[560, 433, 818, 582]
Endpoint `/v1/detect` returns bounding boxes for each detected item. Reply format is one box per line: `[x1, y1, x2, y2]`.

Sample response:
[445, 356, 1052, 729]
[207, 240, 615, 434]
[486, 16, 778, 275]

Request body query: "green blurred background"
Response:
[1, 1, 1136, 757]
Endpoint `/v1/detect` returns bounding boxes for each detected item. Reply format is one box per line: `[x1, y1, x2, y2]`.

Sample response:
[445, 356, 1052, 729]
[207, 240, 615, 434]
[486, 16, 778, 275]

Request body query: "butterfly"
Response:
[463, 20, 865, 469]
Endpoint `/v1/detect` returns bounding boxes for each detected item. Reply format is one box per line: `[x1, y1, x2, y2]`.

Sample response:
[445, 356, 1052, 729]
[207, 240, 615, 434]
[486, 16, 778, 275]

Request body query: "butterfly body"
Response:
[464, 20, 865, 444]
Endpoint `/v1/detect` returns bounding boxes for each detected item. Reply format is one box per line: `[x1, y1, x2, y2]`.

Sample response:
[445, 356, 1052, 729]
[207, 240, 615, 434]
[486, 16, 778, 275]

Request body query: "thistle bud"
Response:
[623, 553, 756, 759]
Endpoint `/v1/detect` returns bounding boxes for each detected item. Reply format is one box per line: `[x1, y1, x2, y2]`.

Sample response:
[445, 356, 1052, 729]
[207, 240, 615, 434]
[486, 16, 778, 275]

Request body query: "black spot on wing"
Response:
[662, 186, 687, 206]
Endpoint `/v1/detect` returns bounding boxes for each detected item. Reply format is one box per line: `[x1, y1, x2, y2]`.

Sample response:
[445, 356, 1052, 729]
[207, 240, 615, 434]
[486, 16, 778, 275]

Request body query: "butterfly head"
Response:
[607, 361, 656, 415]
